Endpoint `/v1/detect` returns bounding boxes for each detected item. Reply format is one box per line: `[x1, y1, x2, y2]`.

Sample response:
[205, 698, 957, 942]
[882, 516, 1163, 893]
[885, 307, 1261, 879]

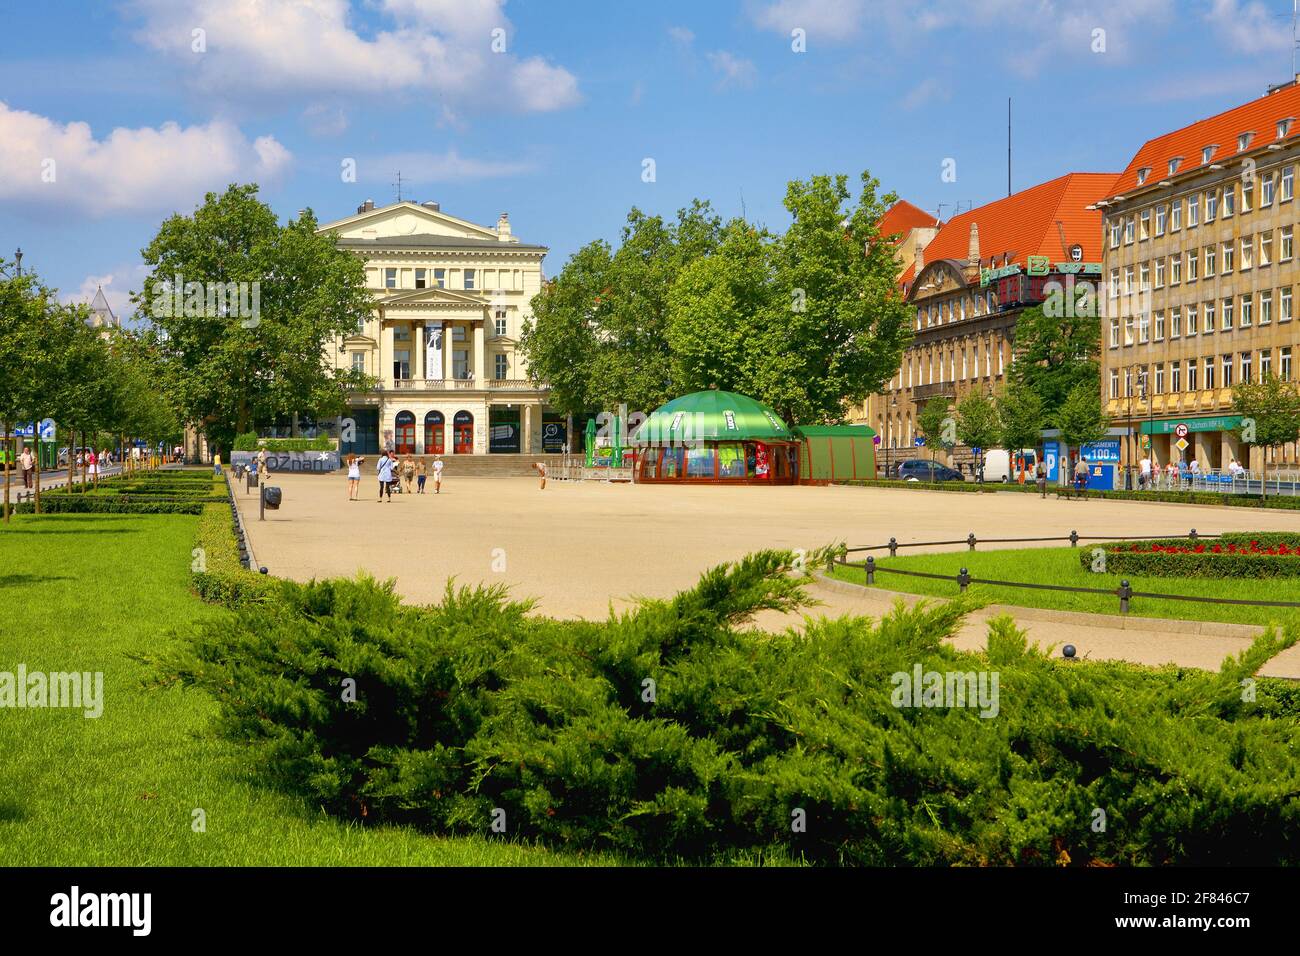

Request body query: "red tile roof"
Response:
[1110, 82, 1300, 197]
[899, 172, 1118, 287]
[878, 199, 938, 243]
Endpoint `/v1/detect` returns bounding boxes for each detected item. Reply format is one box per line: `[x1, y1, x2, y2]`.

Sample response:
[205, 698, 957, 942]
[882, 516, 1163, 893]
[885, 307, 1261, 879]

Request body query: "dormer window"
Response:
[1168, 157, 1183, 176]
[1136, 167, 1151, 185]
[1279, 118, 1294, 139]
[1202, 145, 1217, 164]
[1238, 132, 1254, 152]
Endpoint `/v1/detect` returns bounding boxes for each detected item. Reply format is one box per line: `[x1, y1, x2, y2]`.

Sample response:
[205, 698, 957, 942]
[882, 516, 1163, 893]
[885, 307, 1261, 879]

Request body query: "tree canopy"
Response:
[1008, 304, 1100, 428]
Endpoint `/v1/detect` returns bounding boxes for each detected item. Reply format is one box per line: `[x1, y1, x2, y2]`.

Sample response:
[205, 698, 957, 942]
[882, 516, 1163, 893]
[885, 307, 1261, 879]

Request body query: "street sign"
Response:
[1175, 437, 1190, 452]
[1174, 423, 1189, 439]
[15, 420, 55, 440]
[872, 435, 881, 446]
[914, 437, 926, 447]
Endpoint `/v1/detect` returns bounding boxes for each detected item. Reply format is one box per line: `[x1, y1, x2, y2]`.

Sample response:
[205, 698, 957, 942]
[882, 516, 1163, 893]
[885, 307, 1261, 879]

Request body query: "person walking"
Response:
[213, 450, 222, 476]
[401, 455, 416, 494]
[1034, 458, 1047, 498]
[416, 457, 427, 494]
[432, 454, 444, 493]
[1138, 454, 1151, 490]
[19, 446, 33, 489]
[377, 451, 395, 501]
[257, 447, 268, 475]
[1073, 456, 1089, 497]
[346, 454, 362, 500]
[1165, 460, 1177, 491]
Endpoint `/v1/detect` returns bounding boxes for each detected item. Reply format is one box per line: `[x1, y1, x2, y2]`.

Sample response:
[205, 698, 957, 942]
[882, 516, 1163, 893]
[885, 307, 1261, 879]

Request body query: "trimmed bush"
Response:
[190, 502, 278, 607]
[233, 433, 334, 452]
[150, 552, 1300, 865]
[841, 478, 1300, 510]
[15, 496, 205, 515]
[1082, 532, 1300, 578]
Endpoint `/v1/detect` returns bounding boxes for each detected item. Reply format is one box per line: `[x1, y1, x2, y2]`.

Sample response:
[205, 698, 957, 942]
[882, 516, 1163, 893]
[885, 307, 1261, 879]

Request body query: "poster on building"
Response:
[542, 420, 567, 453]
[1080, 439, 1121, 464]
[425, 323, 442, 379]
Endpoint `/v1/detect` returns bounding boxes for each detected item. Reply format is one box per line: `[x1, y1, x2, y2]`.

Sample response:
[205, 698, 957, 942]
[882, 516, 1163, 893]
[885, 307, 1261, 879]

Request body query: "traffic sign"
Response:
[915, 437, 926, 447]
[1174, 423, 1189, 439]
[872, 435, 881, 446]
[1175, 437, 1189, 452]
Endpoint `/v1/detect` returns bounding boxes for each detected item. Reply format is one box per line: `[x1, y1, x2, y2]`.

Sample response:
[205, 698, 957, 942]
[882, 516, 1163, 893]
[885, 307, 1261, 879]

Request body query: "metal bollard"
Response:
[1189, 528, 1197, 541]
[958, 567, 971, 593]
[967, 532, 977, 551]
[888, 537, 898, 557]
[865, 555, 875, 585]
[1118, 579, 1131, 614]
[1069, 530, 1079, 548]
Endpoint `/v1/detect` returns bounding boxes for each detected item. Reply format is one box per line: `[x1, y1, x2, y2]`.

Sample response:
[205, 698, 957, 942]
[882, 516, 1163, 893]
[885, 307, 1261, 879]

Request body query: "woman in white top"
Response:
[346, 454, 362, 500]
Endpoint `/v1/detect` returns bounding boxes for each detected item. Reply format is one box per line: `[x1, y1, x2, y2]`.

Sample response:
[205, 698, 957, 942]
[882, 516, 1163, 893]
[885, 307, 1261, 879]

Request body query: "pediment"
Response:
[320, 201, 498, 243]
[343, 334, 378, 348]
[378, 286, 486, 306]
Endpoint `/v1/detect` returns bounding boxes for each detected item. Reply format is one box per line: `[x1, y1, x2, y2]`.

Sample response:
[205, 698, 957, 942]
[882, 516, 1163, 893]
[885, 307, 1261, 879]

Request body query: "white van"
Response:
[982, 448, 1038, 483]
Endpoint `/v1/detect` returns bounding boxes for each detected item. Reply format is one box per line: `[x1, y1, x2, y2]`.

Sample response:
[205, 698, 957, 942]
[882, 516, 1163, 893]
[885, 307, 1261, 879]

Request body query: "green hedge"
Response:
[190, 502, 278, 607]
[841, 479, 1300, 510]
[15, 496, 205, 515]
[233, 433, 334, 452]
[1082, 532, 1300, 578]
[147, 551, 1300, 865]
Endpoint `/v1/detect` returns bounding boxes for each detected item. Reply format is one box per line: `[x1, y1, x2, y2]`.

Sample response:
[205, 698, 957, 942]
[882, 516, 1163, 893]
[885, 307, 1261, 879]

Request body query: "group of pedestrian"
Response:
[347, 452, 442, 501]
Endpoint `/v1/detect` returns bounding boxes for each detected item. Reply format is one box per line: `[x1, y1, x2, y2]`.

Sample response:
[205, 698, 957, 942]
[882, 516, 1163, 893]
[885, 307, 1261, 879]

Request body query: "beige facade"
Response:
[1100, 145, 1300, 473]
[318, 200, 553, 455]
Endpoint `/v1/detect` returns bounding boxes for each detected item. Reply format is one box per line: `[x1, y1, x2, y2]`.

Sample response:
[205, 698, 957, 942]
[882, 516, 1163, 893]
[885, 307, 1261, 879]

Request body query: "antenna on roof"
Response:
[936, 202, 948, 222]
[393, 170, 404, 203]
[1055, 220, 1070, 259]
[1007, 97, 1013, 197]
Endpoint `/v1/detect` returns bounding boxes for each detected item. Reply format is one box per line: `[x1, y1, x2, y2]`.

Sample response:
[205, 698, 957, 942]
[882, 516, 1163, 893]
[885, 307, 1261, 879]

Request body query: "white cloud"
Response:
[706, 50, 758, 89]
[360, 149, 535, 183]
[668, 26, 696, 48]
[302, 102, 349, 137]
[0, 101, 291, 216]
[900, 77, 948, 111]
[124, 0, 580, 113]
[1205, 0, 1293, 55]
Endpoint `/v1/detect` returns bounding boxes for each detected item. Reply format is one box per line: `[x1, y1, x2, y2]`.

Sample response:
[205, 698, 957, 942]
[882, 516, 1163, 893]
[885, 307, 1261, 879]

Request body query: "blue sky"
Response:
[1, 0, 1296, 317]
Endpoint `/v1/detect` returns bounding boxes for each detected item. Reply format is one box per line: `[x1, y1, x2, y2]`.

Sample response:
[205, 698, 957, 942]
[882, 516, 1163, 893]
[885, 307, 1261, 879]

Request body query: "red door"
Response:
[394, 411, 416, 455]
[424, 412, 444, 454]
[453, 411, 474, 454]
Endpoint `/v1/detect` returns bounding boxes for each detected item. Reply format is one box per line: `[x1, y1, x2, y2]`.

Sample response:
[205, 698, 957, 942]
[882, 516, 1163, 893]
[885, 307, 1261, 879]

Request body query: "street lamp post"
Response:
[14, 248, 22, 276]
[1136, 369, 1149, 489]
[1125, 368, 1134, 490]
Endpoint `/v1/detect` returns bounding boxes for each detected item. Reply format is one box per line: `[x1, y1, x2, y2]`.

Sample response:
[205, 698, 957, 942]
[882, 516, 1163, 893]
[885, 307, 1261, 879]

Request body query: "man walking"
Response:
[377, 451, 395, 502]
[1073, 456, 1089, 498]
[1035, 458, 1048, 498]
[19, 446, 34, 489]
[1139, 454, 1152, 491]
[432, 455, 443, 493]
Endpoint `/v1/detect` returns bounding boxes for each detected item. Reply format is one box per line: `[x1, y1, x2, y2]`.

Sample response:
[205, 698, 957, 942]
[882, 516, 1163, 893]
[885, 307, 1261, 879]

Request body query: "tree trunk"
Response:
[3, 422, 11, 524]
[80, 429, 87, 491]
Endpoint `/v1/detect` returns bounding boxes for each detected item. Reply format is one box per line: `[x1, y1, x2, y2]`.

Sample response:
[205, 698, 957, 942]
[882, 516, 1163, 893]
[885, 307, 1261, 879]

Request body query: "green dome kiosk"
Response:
[628, 390, 800, 484]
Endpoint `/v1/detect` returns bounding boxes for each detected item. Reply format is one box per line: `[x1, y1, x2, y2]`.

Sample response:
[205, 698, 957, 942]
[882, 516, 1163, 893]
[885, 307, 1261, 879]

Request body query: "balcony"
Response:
[381, 378, 548, 392]
[912, 382, 957, 401]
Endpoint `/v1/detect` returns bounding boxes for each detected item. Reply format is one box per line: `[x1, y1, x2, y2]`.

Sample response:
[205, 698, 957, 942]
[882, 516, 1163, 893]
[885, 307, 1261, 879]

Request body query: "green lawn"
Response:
[830, 545, 1300, 628]
[0, 513, 615, 865]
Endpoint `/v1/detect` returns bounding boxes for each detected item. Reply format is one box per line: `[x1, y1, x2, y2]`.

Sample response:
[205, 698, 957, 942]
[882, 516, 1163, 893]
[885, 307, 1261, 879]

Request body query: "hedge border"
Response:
[1081, 532, 1300, 578]
[839, 479, 1300, 510]
[191, 501, 278, 607]
[233, 433, 334, 452]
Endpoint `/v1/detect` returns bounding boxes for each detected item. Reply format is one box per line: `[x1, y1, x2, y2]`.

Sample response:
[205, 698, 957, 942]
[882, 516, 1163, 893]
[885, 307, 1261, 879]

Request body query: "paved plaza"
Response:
[233, 474, 1300, 678]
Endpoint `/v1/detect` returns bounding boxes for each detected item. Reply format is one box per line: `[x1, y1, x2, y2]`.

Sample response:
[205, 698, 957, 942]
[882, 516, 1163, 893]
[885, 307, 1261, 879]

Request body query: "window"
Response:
[1187, 196, 1199, 227]
[1261, 230, 1273, 266]
[1171, 199, 1183, 230]
[1187, 304, 1199, 335]
[1109, 368, 1119, 399]
[1154, 309, 1165, 340]
[1283, 165, 1294, 201]
[1140, 209, 1151, 239]
[1187, 359, 1198, 391]
[1262, 172, 1276, 206]
[384, 267, 398, 289]
[1205, 245, 1216, 277]
[1138, 311, 1150, 343]
[1155, 204, 1167, 235]
[1109, 268, 1120, 298]
[1242, 179, 1253, 212]
[1137, 167, 1150, 185]
[1124, 266, 1135, 293]
[1170, 254, 1182, 284]
[1204, 357, 1215, 390]
[350, 351, 365, 373]
[1202, 145, 1216, 164]
[494, 313, 507, 336]
[1109, 220, 1120, 248]
[1139, 262, 1150, 291]
[1241, 235, 1253, 270]
[1222, 354, 1234, 387]
[1206, 190, 1218, 221]
[1222, 297, 1234, 330]
[494, 353, 508, 378]
[1283, 287, 1293, 322]
[464, 269, 476, 290]
[1238, 132, 1254, 152]
[1279, 118, 1293, 139]
[1284, 347, 1293, 382]
[1169, 157, 1183, 176]
[1241, 293, 1253, 327]
[1170, 305, 1182, 338]
[1124, 216, 1135, 243]
[434, 268, 446, 288]
[1124, 313, 1135, 346]
[1222, 241, 1233, 273]
[1241, 351, 1253, 383]
[1187, 250, 1199, 280]
[415, 268, 427, 289]
[1155, 364, 1165, 394]
[1204, 301, 1215, 333]
[1109, 318, 1120, 347]
[1282, 226, 1294, 260]
[1261, 289, 1273, 324]
[1172, 362, 1181, 393]
[1154, 257, 1165, 288]
[1261, 349, 1272, 379]
[1123, 368, 1132, 398]
[393, 349, 410, 380]
[1223, 185, 1235, 217]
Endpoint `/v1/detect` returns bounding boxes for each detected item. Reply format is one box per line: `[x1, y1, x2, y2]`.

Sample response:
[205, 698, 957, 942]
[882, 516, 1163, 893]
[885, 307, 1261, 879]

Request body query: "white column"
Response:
[473, 322, 486, 383]
[443, 322, 453, 380]
[414, 321, 424, 380]
[523, 404, 532, 453]
[381, 322, 395, 385]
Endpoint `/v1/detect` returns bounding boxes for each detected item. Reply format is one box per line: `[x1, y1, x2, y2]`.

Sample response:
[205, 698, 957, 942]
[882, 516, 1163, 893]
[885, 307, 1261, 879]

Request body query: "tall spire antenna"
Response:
[1007, 97, 1012, 197]
[394, 170, 404, 203]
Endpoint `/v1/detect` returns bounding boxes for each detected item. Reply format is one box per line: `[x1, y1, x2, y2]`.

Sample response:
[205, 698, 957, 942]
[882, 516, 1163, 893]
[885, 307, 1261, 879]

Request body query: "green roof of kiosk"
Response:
[630, 390, 796, 444]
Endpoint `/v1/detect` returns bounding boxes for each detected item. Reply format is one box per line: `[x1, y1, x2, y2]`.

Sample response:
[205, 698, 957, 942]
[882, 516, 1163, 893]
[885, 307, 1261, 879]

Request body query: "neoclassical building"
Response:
[319, 200, 564, 456]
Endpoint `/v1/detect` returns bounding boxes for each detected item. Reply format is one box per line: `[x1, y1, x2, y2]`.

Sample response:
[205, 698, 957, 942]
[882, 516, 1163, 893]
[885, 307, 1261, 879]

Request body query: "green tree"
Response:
[916, 399, 954, 464]
[1233, 374, 1300, 499]
[996, 382, 1045, 459]
[1058, 380, 1109, 453]
[0, 257, 41, 522]
[521, 201, 724, 417]
[955, 391, 999, 479]
[1008, 303, 1100, 427]
[139, 184, 374, 455]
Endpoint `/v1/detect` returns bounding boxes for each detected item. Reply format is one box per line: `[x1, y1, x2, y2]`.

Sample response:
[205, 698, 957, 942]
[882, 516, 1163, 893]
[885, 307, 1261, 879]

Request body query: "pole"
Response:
[259, 483, 265, 521]
[1007, 98, 1012, 197]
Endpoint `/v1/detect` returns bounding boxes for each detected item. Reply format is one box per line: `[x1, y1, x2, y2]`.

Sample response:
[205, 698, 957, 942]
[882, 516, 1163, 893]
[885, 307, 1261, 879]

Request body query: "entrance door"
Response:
[424, 411, 444, 454]
[453, 410, 474, 454]
[394, 411, 416, 455]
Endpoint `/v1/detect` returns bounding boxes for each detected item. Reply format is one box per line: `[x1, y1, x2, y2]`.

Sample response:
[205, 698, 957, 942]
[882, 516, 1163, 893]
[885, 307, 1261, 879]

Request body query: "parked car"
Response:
[57, 446, 93, 466]
[982, 448, 1038, 483]
[895, 459, 965, 482]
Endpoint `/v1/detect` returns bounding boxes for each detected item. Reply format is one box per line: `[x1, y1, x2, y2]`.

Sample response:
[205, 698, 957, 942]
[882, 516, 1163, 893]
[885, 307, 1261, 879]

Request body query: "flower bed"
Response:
[1080, 532, 1300, 578]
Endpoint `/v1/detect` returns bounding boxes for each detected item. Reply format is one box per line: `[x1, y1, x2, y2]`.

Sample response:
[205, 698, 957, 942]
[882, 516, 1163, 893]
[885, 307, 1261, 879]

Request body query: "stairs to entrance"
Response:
[416, 453, 553, 478]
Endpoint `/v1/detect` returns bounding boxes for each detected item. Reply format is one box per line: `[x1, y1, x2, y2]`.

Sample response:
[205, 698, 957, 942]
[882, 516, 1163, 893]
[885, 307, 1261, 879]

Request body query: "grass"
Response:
[830, 544, 1300, 629]
[0, 512, 617, 865]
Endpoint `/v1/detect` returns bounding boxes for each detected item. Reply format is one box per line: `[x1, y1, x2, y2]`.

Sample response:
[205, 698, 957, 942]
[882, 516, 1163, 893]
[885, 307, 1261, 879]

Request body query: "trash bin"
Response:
[263, 486, 282, 510]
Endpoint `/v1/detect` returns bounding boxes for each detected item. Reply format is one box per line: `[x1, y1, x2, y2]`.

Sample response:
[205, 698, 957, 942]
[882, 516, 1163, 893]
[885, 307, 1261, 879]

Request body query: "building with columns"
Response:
[318, 199, 562, 457]
[870, 173, 1117, 474]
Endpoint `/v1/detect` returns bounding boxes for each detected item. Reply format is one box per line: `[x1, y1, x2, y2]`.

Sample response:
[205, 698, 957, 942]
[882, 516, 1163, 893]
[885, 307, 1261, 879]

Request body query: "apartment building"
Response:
[1099, 79, 1300, 472]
